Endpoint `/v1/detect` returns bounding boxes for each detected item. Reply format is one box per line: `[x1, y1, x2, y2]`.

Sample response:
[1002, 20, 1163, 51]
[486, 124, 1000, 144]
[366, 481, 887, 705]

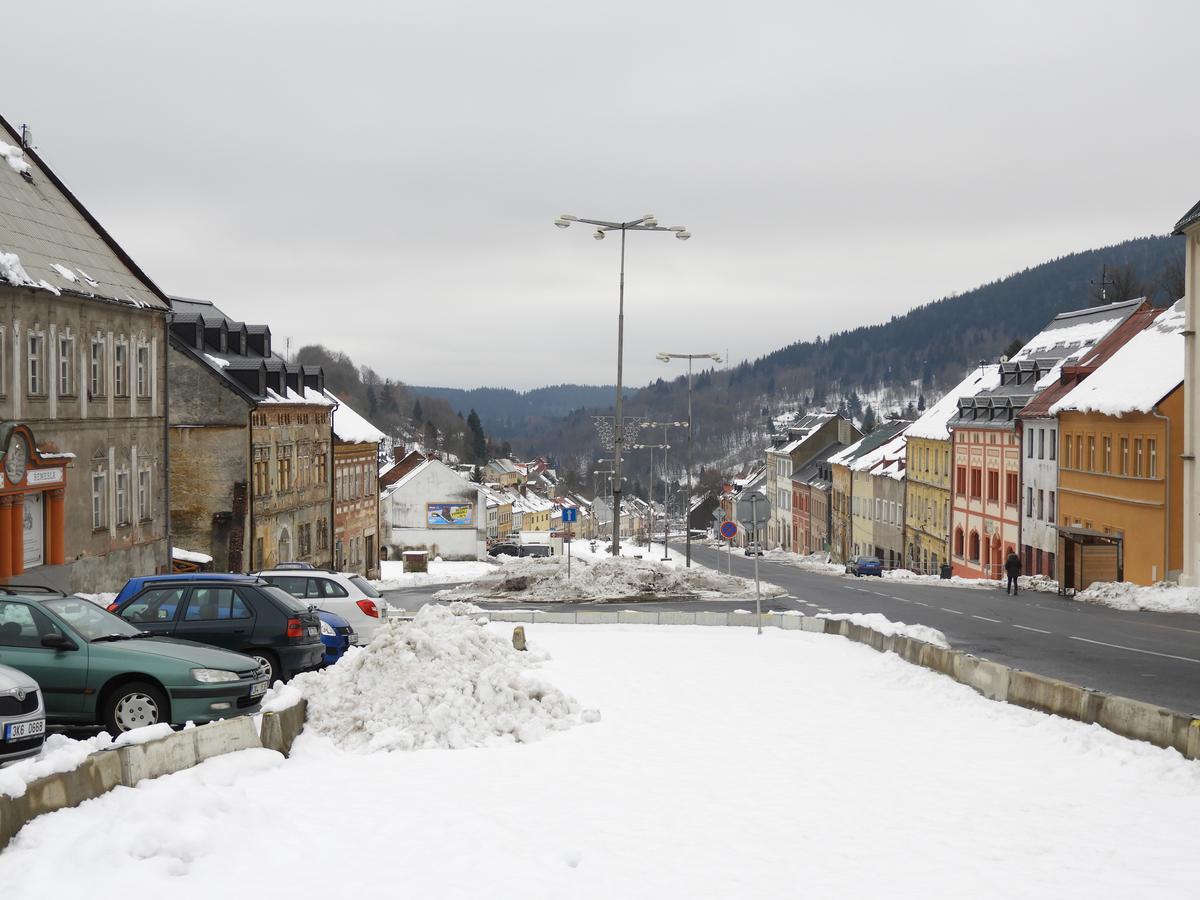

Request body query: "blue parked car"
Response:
[110, 572, 249, 609]
[845, 555, 884, 577]
[317, 609, 357, 665]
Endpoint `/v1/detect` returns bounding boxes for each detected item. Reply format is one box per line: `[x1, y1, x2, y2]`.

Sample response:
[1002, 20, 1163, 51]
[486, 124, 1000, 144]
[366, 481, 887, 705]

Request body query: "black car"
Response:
[111, 576, 325, 683]
[488, 543, 520, 557]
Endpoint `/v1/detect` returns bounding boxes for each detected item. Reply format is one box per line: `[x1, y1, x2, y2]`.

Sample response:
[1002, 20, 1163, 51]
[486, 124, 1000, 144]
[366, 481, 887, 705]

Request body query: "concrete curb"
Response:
[491, 606, 1200, 760]
[260, 699, 308, 757]
[0, 711, 289, 853]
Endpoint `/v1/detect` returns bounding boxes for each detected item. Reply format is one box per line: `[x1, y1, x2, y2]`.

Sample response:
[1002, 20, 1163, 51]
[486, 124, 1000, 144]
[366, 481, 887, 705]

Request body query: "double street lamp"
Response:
[657, 352, 722, 567]
[557, 213, 691, 557]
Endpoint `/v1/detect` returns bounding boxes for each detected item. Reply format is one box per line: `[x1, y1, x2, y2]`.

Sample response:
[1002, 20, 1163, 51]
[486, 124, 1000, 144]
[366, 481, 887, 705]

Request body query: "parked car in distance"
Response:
[488, 543, 520, 557]
[845, 555, 884, 577]
[317, 608, 357, 666]
[0, 662, 44, 765]
[253, 569, 390, 642]
[744, 542, 764, 557]
[518, 544, 553, 558]
[112, 572, 247, 608]
[0, 594, 268, 733]
[110, 575, 324, 683]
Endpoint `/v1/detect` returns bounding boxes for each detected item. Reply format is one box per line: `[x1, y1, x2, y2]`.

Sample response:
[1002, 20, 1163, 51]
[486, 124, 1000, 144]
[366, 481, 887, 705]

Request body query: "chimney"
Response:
[393, 444, 406, 463]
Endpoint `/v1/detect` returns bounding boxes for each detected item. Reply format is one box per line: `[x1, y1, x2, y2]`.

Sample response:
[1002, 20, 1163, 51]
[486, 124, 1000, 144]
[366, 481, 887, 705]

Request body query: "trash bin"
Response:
[939, 564, 952, 580]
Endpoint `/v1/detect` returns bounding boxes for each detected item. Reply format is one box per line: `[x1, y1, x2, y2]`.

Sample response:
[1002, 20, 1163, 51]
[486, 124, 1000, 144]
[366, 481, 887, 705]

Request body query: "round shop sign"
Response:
[4, 432, 27, 486]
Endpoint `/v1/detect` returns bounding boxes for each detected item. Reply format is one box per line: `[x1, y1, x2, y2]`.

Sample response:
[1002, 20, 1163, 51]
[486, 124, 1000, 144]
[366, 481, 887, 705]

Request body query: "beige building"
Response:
[1175, 200, 1200, 584]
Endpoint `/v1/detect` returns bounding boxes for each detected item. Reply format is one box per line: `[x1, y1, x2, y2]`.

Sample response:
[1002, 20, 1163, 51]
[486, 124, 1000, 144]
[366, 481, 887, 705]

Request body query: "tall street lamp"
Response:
[657, 351, 722, 567]
[557, 213, 691, 557]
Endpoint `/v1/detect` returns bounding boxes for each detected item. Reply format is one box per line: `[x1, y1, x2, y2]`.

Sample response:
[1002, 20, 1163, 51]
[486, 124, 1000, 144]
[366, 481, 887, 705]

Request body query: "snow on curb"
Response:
[817, 612, 950, 649]
[289, 605, 590, 752]
[1072, 581, 1200, 615]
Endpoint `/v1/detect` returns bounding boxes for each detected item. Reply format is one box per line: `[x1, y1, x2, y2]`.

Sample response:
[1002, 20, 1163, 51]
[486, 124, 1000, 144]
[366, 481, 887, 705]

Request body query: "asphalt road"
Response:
[380, 548, 1200, 716]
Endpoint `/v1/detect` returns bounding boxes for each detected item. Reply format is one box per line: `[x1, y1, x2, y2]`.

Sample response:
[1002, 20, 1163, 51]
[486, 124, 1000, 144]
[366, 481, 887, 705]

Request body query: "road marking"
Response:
[1067, 636, 1200, 665]
[890, 596, 910, 603]
[1012, 624, 1052, 634]
[913, 601, 930, 607]
[971, 615, 1002, 623]
[939, 607, 964, 615]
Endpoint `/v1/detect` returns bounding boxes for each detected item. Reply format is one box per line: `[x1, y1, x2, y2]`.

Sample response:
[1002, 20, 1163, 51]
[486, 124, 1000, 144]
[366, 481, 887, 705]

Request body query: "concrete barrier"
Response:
[576, 611, 620, 625]
[800, 617, 827, 633]
[0, 749, 123, 850]
[119, 727, 199, 786]
[1094, 694, 1191, 755]
[727, 612, 758, 628]
[618, 610, 659, 625]
[778, 614, 804, 630]
[260, 699, 308, 757]
[694, 611, 728, 627]
[194, 716, 261, 762]
[660, 611, 698, 626]
[537, 612, 579, 625]
[954, 655, 1011, 702]
[1007, 671, 1100, 723]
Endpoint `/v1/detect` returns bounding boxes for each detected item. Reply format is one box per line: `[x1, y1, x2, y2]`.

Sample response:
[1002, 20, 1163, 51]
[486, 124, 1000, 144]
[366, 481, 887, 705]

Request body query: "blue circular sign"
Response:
[720, 521, 738, 540]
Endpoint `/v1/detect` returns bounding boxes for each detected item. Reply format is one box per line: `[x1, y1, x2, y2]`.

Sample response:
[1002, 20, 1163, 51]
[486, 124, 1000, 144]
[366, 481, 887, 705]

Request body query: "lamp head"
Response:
[656, 353, 671, 362]
[675, 230, 691, 241]
[642, 214, 657, 227]
[593, 230, 606, 241]
[554, 218, 571, 229]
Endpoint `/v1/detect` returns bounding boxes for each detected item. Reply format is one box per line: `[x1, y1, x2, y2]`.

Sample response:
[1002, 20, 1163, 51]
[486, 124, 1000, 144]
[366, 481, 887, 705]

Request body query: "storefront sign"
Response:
[26, 468, 63, 486]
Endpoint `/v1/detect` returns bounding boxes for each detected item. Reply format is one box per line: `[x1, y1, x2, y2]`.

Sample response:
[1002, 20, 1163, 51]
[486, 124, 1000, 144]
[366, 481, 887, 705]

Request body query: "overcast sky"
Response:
[7, 1, 1195, 389]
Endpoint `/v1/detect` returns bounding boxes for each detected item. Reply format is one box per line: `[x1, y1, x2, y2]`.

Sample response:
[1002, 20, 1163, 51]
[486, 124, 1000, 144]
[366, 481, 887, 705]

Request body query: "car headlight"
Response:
[320, 619, 335, 637]
[191, 668, 240, 683]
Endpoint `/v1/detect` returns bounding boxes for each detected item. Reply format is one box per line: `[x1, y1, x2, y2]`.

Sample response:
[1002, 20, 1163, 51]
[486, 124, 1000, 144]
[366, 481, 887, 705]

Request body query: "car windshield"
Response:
[44, 597, 143, 641]
[864, 557, 881, 565]
[348, 575, 382, 598]
[258, 584, 311, 614]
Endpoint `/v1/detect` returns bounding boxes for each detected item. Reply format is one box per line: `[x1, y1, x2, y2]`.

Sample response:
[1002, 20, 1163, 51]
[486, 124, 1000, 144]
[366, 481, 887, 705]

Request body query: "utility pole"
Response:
[1091, 264, 1115, 305]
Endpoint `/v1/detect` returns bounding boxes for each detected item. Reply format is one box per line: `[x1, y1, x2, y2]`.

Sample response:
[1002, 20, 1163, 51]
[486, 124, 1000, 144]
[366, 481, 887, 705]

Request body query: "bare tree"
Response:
[1158, 257, 1186, 303]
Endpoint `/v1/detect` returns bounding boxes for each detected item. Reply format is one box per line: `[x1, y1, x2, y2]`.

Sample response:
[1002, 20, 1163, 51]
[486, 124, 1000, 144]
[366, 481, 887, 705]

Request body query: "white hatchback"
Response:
[254, 569, 392, 642]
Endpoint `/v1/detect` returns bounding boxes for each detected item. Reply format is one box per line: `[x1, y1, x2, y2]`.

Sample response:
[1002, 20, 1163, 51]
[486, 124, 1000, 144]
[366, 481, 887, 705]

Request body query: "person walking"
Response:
[1004, 551, 1021, 595]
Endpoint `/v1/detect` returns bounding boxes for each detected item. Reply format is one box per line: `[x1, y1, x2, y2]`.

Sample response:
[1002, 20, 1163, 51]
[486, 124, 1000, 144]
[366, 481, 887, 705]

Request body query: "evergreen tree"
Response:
[917, 393, 926, 412]
[848, 392, 862, 418]
[423, 419, 439, 449]
[1003, 338, 1024, 359]
[466, 409, 487, 463]
[412, 400, 424, 426]
[861, 405, 877, 434]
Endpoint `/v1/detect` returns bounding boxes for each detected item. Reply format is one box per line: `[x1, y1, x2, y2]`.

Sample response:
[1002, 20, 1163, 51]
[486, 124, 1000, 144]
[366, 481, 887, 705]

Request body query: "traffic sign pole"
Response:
[750, 494, 761, 634]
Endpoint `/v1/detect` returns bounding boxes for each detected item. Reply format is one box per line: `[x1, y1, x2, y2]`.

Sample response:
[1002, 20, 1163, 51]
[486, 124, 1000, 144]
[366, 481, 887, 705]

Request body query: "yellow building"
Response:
[903, 367, 995, 575]
[1052, 302, 1185, 588]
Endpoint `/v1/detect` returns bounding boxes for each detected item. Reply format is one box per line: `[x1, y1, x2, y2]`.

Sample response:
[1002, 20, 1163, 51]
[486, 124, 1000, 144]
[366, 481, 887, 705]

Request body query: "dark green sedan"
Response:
[0, 594, 269, 733]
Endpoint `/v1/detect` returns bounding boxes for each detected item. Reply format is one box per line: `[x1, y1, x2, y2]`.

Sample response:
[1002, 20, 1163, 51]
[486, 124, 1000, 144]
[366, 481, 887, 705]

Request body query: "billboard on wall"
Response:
[427, 503, 474, 527]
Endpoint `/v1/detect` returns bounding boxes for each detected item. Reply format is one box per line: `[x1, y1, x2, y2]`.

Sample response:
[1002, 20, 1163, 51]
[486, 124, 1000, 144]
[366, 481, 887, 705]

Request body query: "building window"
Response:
[1148, 439, 1158, 478]
[27, 332, 44, 395]
[116, 470, 129, 526]
[90, 339, 105, 397]
[316, 446, 327, 486]
[956, 466, 967, 496]
[1048, 491, 1055, 523]
[278, 528, 291, 562]
[1134, 439, 1143, 477]
[970, 469, 982, 499]
[1120, 437, 1129, 475]
[1087, 436, 1096, 472]
[91, 468, 107, 530]
[1027, 432, 1034, 459]
[1051, 429, 1058, 462]
[297, 443, 311, 489]
[1074, 435, 1083, 471]
[968, 531, 980, 562]
[317, 517, 328, 551]
[1037, 489, 1044, 520]
[298, 523, 312, 558]
[278, 445, 293, 492]
[1037, 428, 1044, 459]
[1027, 486, 1034, 517]
[59, 334, 73, 395]
[114, 342, 128, 397]
[987, 470, 999, 502]
[1103, 436, 1112, 473]
[253, 446, 270, 496]
[136, 345, 150, 398]
[1005, 472, 1017, 506]
[137, 464, 152, 521]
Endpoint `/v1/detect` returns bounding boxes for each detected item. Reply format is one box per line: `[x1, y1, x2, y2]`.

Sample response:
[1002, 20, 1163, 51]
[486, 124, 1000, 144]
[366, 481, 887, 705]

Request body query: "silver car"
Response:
[0, 663, 45, 766]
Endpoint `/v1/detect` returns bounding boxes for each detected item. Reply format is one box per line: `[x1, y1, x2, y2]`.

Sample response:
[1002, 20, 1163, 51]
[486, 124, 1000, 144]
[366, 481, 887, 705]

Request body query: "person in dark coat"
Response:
[1004, 551, 1021, 595]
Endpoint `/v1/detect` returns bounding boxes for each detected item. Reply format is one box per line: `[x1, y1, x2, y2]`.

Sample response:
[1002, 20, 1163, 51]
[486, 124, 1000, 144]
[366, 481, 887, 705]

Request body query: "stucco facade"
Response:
[382, 458, 486, 560]
[904, 436, 952, 575]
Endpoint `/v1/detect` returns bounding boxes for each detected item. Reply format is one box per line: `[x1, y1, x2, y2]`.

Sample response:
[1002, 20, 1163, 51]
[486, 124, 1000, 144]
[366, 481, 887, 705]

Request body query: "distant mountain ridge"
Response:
[407, 383, 629, 438]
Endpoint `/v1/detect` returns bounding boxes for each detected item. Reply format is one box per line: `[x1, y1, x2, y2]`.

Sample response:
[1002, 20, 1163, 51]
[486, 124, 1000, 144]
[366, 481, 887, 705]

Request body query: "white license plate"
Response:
[249, 681, 268, 698]
[307, 627, 319, 637]
[5, 718, 45, 741]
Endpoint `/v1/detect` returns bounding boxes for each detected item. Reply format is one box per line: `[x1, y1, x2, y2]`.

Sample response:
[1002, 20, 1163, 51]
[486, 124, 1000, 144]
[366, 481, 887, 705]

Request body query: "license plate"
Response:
[307, 627, 318, 637]
[249, 681, 268, 698]
[5, 718, 45, 741]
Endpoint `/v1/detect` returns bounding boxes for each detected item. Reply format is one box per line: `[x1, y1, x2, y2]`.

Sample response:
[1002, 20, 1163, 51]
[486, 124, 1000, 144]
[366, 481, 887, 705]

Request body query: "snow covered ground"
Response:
[372, 557, 496, 591]
[2, 622, 1196, 898]
[435, 553, 785, 603]
[1071, 580, 1200, 615]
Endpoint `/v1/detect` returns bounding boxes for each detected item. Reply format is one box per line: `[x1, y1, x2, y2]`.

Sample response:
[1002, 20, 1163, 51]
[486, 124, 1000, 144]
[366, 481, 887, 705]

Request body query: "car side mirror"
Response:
[41, 634, 78, 651]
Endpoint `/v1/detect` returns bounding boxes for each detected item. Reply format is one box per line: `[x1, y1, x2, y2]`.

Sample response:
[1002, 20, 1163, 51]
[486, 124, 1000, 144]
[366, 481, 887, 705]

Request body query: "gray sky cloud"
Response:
[6, 1, 1194, 388]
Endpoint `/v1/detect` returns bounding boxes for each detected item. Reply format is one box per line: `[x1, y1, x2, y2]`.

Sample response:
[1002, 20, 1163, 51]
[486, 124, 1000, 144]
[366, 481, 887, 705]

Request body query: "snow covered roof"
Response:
[385, 459, 434, 493]
[829, 421, 908, 469]
[326, 391, 386, 444]
[1174, 198, 1200, 235]
[905, 366, 1000, 440]
[258, 386, 333, 407]
[1050, 299, 1186, 417]
[0, 118, 168, 309]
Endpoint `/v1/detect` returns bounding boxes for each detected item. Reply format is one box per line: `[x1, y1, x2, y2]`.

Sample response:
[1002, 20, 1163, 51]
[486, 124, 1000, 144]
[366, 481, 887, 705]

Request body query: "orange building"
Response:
[0, 424, 70, 579]
[1050, 301, 1185, 588]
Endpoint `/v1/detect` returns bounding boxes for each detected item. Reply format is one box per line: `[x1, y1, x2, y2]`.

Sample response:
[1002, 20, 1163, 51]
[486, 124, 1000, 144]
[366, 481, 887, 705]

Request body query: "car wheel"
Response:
[248, 649, 283, 685]
[103, 681, 168, 734]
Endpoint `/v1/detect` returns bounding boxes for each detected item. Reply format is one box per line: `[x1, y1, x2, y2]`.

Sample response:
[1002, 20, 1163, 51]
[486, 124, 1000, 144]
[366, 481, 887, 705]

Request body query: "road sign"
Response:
[562, 507, 578, 524]
[720, 521, 738, 540]
[712, 507, 725, 521]
[736, 491, 772, 526]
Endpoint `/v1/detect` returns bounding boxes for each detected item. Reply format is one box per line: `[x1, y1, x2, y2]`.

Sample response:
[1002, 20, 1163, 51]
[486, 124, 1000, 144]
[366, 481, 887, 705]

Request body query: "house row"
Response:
[0, 115, 387, 589]
[819, 295, 1187, 591]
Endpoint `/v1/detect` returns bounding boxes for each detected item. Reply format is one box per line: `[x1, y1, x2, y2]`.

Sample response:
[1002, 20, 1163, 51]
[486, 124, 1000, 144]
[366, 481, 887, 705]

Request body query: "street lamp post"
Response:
[557, 213, 691, 557]
[657, 352, 722, 567]
[627, 440, 671, 554]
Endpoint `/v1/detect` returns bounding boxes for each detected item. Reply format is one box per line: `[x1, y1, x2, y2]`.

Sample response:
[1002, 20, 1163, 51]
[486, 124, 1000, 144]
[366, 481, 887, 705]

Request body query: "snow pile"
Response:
[260, 682, 303, 714]
[1073, 581, 1200, 615]
[0, 249, 36, 288]
[291, 604, 586, 751]
[762, 549, 844, 575]
[0, 141, 30, 174]
[818, 612, 950, 649]
[49, 263, 76, 283]
[372, 557, 495, 591]
[172, 546, 213, 565]
[436, 554, 784, 603]
[73, 592, 117, 607]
